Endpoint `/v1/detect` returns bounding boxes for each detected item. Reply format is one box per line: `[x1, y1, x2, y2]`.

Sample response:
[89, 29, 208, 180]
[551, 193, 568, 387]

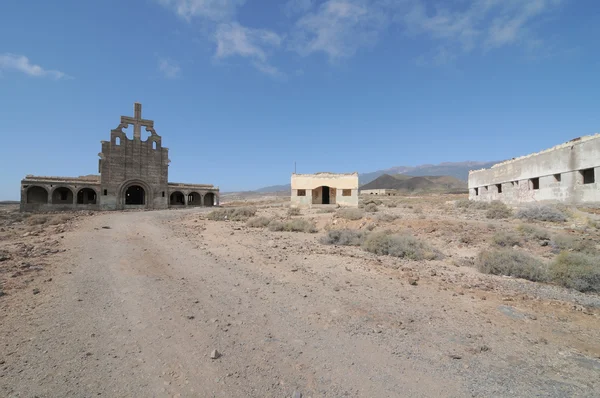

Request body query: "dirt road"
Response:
[1, 209, 599, 397]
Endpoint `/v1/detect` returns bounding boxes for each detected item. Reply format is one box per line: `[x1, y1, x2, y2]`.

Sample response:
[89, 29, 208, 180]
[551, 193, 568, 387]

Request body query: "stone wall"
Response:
[20, 178, 101, 212]
[468, 134, 600, 205]
[290, 172, 359, 207]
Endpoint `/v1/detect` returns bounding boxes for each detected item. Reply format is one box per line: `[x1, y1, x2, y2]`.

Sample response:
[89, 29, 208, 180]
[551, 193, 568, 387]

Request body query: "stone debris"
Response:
[210, 349, 221, 359]
[292, 391, 302, 398]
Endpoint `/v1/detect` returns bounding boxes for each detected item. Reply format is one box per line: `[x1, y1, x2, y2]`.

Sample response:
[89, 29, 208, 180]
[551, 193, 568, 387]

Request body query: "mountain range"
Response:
[360, 174, 467, 194]
[252, 161, 499, 193]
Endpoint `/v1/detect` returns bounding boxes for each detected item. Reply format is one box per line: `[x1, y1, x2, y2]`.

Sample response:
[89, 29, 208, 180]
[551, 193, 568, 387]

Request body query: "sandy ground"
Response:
[1, 198, 599, 397]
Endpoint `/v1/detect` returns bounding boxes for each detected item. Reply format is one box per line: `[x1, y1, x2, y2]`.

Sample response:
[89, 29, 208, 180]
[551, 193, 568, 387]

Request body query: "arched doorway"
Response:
[312, 186, 336, 205]
[188, 192, 201, 206]
[170, 191, 185, 206]
[204, 192, 215, 207]
[27, 186, 48, 204]
[52, 187, 74, 204]
[125, 185, 145, 205]
[77, 188, 97, 204]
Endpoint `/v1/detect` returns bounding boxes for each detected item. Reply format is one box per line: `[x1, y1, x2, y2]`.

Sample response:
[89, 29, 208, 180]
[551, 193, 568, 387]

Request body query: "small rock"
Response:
[408, 277, 418, 286]
[32, 288, 40, 295]
[210, 349, 221, 359]
[187, 315, 195, 320]
[292, 391, 302, 398]
[101, 226, 111, 229]
[449, 354, 462, 360]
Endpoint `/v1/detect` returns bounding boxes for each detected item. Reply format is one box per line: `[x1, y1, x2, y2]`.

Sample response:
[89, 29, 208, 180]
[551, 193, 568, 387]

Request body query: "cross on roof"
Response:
[119, 102, 155, 139]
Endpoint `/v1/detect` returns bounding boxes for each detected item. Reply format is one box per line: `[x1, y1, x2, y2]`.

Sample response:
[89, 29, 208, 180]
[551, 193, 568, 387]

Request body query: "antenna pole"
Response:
[294, 161, 297, 174]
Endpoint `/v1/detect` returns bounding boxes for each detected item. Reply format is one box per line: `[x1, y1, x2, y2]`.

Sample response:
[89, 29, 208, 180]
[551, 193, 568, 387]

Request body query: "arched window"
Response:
[115, 137, 120, 146]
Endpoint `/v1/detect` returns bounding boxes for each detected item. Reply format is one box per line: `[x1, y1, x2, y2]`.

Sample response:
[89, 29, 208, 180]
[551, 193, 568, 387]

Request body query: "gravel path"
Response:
[1, 209, 599, 397]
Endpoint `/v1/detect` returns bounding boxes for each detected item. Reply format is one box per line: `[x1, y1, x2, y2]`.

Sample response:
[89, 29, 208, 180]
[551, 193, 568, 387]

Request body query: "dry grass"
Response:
[364, 203, 379, 213]
[361, 231, 442, 260]
[336, 208, 364, 220]
[207, 207, 257, 221]
[485, 201, 512, 219]
[316, 208, 335, 214]
[549, 252, 600, 293]
[517, 224, 551, 241]
[26, 214, 49, 225]
[476, 249, 547, 282]
[516, 205, 567, 222]
[287, 207, 301, 216]
[376, 213, 399, 222]
[268, 219, 317, 233]
[320, 229, 367, 246]
[246, 216, 271, 228]
[492, 231, 522, 247]
[551, 234, 597, 254]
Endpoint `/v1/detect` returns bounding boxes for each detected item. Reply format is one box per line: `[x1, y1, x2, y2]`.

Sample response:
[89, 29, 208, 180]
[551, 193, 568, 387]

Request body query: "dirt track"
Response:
[1, 208, 600, 397]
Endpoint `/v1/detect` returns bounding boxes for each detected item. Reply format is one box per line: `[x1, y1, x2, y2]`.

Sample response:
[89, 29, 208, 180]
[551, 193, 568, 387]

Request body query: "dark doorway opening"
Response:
[170, 191, 185, 205]
[204, 192, 215, 207]
[52, 187, 74, 204]
[27, 186, 48, 204]
[125, 185, 145, 205]
[188, 192, 201, 206]
[77, 188, 97, 204]
[322, 186, 330, 204]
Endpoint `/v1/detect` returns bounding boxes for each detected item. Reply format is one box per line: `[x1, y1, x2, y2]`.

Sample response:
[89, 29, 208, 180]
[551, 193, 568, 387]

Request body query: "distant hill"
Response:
[360, 174, 467, 194]
[253, 161, 499, 193]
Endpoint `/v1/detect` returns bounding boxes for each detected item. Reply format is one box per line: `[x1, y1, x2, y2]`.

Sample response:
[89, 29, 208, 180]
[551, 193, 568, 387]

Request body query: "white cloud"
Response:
[215, 22, 283, 76]
[158, 58, 182, 79]
[284, 0, 315, 16]
[157, 0, 246, 21]
[0, 53, 69, 80]
[292, 0, 389, 60]
[401, 0, 563, 62]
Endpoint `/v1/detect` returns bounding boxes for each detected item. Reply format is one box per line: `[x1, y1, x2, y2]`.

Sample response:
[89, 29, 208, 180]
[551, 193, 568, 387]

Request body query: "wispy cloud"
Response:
[284, 0, 315, 17]
[292, 0, 389, 60]
[0, 53, 69, 80]
[215, 22, 283, 76]
[158, 58, 182, 79]
[401, 0, 563, 64]
[157, 0, 246, 21]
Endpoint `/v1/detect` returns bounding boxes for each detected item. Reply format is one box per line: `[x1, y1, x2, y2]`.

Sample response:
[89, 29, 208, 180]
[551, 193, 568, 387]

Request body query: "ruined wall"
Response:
[167, 183, 220, 207]
[99, 131, 169, 210]
[468, 134, 600, 205]
[290, 173, 359, 207]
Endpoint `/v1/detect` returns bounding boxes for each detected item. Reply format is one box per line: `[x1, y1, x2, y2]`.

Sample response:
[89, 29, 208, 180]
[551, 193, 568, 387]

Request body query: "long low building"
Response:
[20, 103, 219, 212]
[468, 134, 600, 205]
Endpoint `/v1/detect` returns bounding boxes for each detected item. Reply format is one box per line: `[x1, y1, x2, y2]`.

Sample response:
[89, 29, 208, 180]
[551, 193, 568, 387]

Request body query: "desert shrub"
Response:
[363, 198, 382, 206]
[549, 252, 600, 293]
[48, 214, 71, 225]
[317, 208, 335, 214]
[336, 208, 364, 220]
[485, 201, 512, 219]
[246, 216, 271, 228]
[287, 207, 301, 216]
[268, 219, 317, 233]
[376, 213, 399, 222]
[364, 203, 379, 213]
[361, 232, 441, 260]
[492, 231, 521, 247]
[26, 214, 49, 225]
[516, 205, 566, 222]
[413, 207, 423, 214]
[459, 234, 473, 245]
[386, 202, 398, 208]
[476, 249, 547, 282]
[455, 199, 471, 208]
[551, 234, 597, 254]
[207, 207, 256, 221]
[366, 223, 377, 231]
[320, 229, 367, 246]
[517, 224, 550, 241]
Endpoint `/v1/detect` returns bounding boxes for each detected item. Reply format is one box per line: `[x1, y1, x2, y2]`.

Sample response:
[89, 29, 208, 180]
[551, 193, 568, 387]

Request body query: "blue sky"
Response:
[1, 0, 599, 198]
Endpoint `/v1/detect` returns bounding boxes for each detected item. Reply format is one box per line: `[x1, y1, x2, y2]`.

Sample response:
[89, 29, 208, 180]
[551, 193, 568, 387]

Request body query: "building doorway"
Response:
[204, 192, 215, 207]
[322, 186, 330, 204]
[170, 191, 185, 206]
[125, 185, 145, 205]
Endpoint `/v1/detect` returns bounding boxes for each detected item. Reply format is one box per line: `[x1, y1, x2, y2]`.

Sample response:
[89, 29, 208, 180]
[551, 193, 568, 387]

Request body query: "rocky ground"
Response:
[0, 197, 599, 397]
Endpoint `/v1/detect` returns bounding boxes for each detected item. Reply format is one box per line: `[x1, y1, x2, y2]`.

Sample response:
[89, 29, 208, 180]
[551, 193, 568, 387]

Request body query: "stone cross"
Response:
[119, 102, 155, 140]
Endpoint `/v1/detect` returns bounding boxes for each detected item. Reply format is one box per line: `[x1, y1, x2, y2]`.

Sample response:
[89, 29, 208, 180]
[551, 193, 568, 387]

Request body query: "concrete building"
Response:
[360, 189, 400, 196]
[468, 134, 600, 205]
[21, 103, 219, 212]
[291, 172, 359, 208]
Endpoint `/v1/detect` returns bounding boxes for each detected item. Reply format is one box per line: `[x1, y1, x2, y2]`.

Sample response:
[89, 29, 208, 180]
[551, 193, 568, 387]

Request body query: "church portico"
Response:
[20, 103, 219, 212]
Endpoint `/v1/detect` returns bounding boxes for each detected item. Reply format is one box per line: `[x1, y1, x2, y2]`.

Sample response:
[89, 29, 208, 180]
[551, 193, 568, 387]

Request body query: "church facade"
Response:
[20, 103, 219, 212]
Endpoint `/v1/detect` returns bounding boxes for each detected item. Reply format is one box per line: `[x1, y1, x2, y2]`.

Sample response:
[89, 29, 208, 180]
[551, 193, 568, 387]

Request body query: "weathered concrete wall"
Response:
[360, 189, 399, 196]
[468, 134, 600, 205]
[290, 172, 359, 207]
[20, 178, 101, 212]
[167, 183, 220, 207]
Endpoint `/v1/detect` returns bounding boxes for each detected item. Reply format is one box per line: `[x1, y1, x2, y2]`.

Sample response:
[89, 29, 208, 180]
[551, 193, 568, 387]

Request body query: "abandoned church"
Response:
[20, 103, 219, 212]
[469, 134, 600, 205]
